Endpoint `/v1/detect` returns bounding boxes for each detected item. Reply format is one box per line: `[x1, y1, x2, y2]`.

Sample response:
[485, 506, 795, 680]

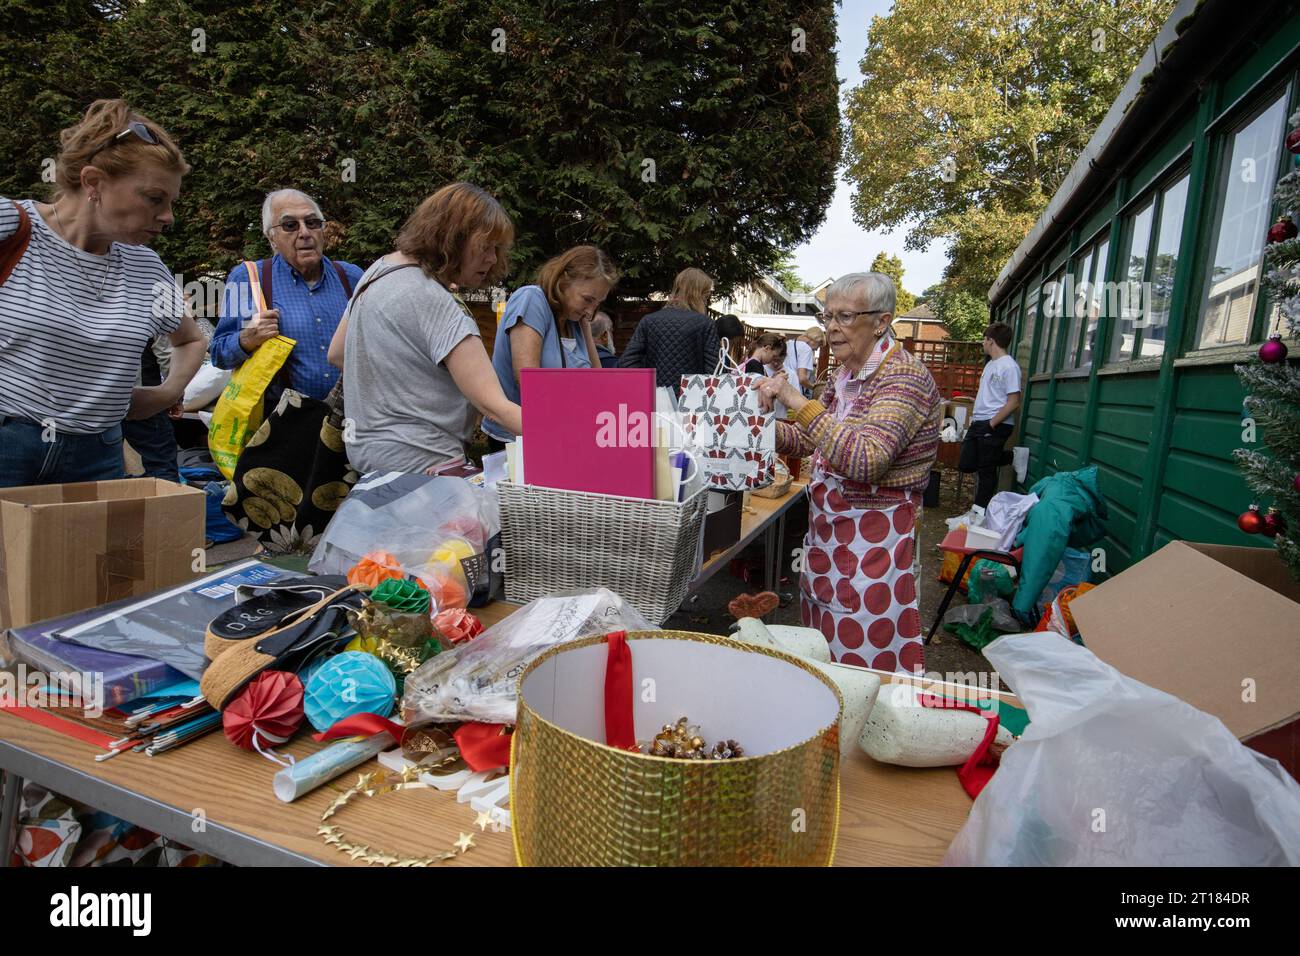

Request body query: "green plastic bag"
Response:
[967, 559, 1014, 604]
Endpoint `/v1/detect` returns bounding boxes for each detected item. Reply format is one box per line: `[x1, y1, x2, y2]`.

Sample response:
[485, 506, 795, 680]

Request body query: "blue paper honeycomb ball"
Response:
[303, 651, 396, 733]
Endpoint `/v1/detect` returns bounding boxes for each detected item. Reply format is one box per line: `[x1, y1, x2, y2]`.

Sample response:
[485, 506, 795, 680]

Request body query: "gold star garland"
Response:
[316, 758, 475, 867]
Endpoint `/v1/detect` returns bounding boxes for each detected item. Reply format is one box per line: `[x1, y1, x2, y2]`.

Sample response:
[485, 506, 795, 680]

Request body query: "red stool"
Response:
[927, 528, 1023, 643]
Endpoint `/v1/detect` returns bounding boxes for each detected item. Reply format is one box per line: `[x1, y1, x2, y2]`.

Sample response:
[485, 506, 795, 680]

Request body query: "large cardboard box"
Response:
[1070, 540, 1300, 777]
[0, 478, 205, 632]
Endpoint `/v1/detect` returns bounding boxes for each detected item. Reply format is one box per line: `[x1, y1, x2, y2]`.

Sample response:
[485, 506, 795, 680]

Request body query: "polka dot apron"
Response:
[798, 341, 925, 674]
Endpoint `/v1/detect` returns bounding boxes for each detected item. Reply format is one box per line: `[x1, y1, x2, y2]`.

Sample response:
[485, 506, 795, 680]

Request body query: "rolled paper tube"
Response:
[272, 734, 392, 803]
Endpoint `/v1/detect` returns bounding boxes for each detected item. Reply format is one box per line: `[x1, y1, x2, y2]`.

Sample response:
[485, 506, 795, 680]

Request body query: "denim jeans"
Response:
[0, 414, 126, 488]
[121, 410, 180, 483]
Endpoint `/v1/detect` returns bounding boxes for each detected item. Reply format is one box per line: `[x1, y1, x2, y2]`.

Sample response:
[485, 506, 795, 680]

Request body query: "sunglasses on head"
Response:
[273, 217, 327, 233]
[89, 121, 159, 161]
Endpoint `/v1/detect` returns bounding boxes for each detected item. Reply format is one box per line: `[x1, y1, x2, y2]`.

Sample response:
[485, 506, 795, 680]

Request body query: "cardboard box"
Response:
[0, 478, 205, 632]
[1071, 540, 1300, 778]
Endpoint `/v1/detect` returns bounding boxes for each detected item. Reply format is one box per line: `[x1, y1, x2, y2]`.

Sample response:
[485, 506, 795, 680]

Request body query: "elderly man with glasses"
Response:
[756, 272, 940, 675]
[210, 189, 362, 401]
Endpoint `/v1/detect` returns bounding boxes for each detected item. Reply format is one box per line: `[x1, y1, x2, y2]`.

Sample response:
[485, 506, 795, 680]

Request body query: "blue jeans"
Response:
[122, 410, 180, 483]
[0, 414, 126, 488]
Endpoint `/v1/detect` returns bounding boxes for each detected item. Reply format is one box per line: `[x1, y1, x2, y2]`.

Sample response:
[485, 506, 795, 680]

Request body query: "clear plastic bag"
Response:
[401, 588, 652, 725]
[308, 473, 500, 610]
[946, 632, 1300, 866]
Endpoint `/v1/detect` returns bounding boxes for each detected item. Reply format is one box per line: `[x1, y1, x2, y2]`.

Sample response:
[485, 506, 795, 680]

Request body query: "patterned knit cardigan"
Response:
[776, 346, 941, 508]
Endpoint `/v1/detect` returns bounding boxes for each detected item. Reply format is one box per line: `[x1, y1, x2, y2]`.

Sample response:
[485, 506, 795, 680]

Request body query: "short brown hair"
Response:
[55, 99, 189, 198]
[754, 332, 787, 360]
[396, 182, 514, 285]
[536, 245, 619, 313]
[668, 267, 714, 315]
[983, 322, 1013, 350]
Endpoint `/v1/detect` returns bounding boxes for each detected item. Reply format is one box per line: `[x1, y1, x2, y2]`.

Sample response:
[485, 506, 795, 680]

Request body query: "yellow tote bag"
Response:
[208, 261, 296, 479]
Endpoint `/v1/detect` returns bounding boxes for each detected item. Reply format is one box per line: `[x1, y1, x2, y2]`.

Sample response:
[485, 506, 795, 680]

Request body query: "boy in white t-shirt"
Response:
[959, 322, 1021, 506]
[782, 326, 823, 398]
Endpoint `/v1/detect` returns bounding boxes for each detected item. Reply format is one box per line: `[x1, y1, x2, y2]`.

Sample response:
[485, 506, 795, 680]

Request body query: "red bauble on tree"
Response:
[1288, 128, 1300, 154]
[1262, 509, 1287, 538]
[1238, 504, 1265, 534]
[1267, 216, 1298, 244]
[1259, 334, 1289, 364]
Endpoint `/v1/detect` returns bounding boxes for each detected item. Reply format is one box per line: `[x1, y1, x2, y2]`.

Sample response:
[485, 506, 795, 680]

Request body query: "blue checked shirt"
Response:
[210, 254, 363, 401]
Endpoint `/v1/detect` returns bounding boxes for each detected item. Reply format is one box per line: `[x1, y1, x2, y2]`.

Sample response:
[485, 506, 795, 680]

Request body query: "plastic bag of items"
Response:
[945, 632, 1300, 866]
[309, 472, 501, 610]
[983, 491, 1038, 552]
[401, 588, 651, 725]
[941, 598, 1020, 650]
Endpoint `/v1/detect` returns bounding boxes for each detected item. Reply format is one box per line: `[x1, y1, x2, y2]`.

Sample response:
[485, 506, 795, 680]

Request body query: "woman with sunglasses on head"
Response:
[210, 188, 363, 405]
[755, 272, 940, 676]
[0, 99, 205, 488]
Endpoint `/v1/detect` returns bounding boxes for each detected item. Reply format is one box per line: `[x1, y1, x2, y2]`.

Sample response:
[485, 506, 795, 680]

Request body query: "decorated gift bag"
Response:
[678, 343, 775, 490]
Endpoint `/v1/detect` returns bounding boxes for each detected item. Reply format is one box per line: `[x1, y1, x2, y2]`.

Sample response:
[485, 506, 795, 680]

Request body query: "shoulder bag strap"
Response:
[0, 200, 33, 288]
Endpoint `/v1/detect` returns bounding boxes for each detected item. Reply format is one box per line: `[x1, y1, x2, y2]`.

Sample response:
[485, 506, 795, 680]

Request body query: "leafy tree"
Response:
[928, 282, 989, 341]
[773, 249, 812, 293]
[844, 0, 1175, 296]
[0, 1, 841, 300]
[869, 250, 915, 313]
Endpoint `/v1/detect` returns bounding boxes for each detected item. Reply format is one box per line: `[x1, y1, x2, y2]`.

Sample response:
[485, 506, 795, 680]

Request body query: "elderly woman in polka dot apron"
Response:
[757, 273, 940, 674]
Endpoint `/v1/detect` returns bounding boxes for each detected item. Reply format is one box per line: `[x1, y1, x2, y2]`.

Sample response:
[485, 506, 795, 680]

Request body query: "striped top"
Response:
[0, 198, 184, 434]
[777, 345, 940, 505]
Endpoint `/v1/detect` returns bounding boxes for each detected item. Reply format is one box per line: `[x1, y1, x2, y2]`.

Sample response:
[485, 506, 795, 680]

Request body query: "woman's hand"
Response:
[755, 373, 804, 414]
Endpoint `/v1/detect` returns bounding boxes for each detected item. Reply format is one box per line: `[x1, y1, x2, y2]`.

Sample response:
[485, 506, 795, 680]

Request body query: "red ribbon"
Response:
[312, 712, 405, 744]
[453, 722, 512, 771]
[918, 692, 1001, 799]
[604, 630, 637, 751]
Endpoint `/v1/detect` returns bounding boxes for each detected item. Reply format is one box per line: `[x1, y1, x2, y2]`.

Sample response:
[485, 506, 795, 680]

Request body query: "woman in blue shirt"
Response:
[482, 244, 619, 444]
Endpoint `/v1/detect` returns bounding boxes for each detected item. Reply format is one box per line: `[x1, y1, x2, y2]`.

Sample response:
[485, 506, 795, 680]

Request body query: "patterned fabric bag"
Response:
[222, 382, 358, 554]
[678, 343, 775, 491]
[11, 782, 223, 867]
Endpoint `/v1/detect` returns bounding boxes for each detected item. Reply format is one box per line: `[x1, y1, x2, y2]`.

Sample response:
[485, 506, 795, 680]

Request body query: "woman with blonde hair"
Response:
[336, 182, 522, 473]
[618, 266, 720, 392]
[0, 99, 205, 486]
[482, 244, 619, 445]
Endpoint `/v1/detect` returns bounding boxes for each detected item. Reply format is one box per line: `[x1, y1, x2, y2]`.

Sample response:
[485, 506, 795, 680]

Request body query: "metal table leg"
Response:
[764, 522, 778, 593]
[1, 769, 23, 868]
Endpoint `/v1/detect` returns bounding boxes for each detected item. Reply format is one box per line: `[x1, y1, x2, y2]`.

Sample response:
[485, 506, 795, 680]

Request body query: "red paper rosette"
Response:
[222, 670, 305, 751]
[434, 607, 484, 645]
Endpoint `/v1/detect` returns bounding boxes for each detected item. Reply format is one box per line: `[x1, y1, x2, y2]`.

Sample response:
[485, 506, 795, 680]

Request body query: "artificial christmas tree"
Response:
[1234, 107, 1300, 581]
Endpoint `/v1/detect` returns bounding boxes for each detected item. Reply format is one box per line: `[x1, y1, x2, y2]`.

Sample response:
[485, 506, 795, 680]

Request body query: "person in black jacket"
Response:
[618, 267, 719, 391]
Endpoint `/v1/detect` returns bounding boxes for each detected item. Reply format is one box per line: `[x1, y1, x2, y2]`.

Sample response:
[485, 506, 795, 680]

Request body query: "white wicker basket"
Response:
[497, 481, 708, 625]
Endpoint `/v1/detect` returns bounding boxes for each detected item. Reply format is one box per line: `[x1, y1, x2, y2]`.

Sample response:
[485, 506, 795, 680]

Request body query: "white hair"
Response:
[261, 189, 324, 236]
[826, 272, 896, 315]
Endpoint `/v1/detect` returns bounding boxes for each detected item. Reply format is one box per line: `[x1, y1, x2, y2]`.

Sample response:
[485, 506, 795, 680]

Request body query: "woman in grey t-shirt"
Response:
[332, 183, 522, 474]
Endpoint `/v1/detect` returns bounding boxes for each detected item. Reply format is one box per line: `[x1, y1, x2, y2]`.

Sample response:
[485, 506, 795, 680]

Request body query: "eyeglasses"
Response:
[272, 217, 327, 233]
[814, 309, 886, 328]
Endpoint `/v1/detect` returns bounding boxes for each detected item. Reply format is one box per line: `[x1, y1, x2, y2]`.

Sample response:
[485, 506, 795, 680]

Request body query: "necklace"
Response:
[52, 203, 116, 300]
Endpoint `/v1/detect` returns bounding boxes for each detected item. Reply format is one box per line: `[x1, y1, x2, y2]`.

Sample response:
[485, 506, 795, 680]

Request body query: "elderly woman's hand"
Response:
[755, 372, 805, 414]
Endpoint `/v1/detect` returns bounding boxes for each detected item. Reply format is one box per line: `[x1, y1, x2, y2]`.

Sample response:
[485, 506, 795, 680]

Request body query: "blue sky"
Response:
[790, 0, 951, 295]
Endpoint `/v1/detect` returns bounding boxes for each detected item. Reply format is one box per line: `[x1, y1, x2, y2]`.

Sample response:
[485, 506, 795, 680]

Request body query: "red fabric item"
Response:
[223, 670, 304, 750]
[312, 711, 405, 744]
[604, 630, 637, 751]
[453, 722, 512, 771]
[918, 691, 1001, 799]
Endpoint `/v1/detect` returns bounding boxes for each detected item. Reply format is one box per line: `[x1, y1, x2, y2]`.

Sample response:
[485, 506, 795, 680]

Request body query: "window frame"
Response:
[1188, 80, 1293, 353]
